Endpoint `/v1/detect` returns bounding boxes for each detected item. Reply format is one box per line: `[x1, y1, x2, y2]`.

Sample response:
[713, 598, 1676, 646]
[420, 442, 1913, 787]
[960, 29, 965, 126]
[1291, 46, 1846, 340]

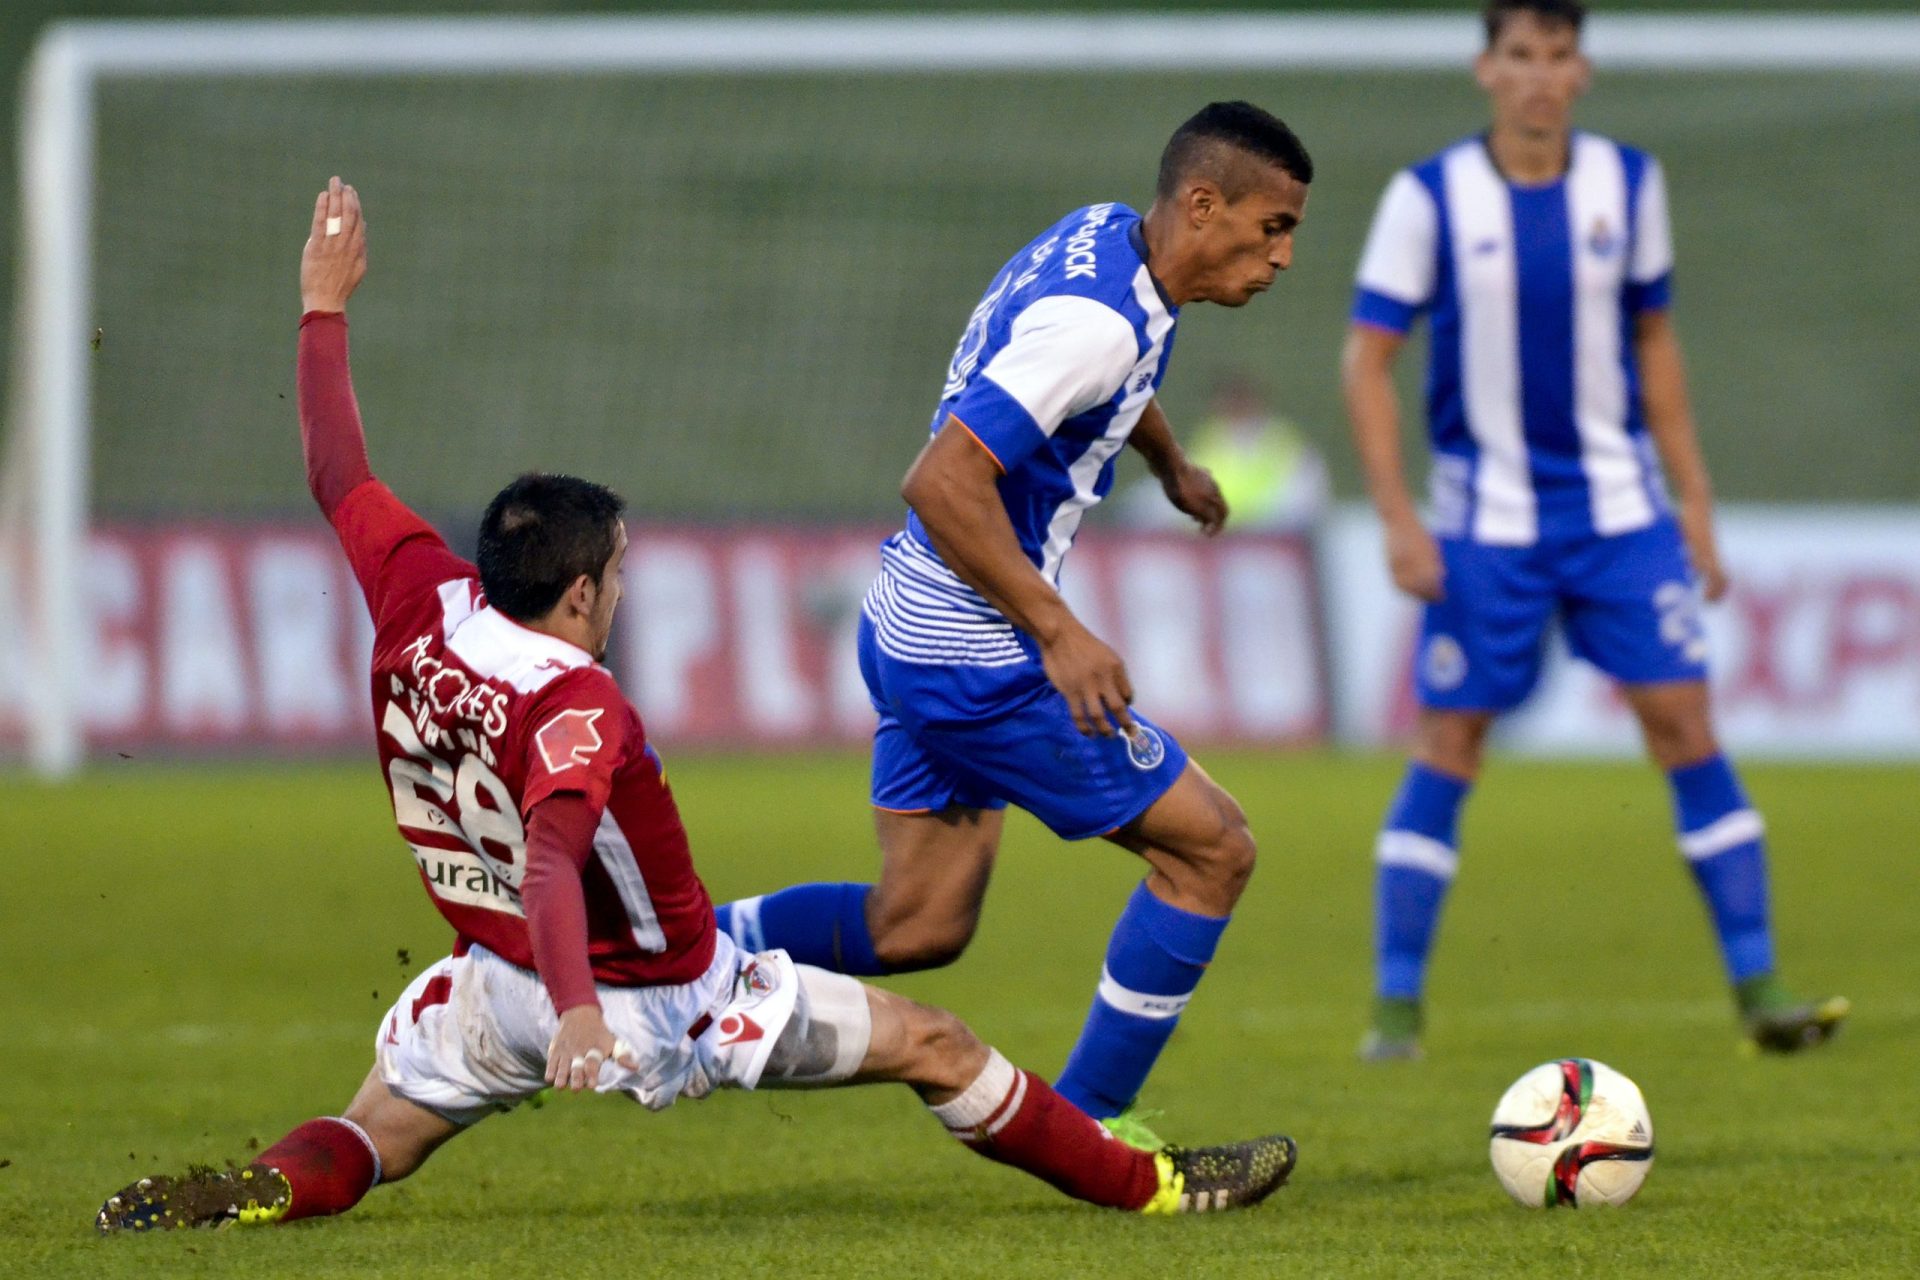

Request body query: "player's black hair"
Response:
[477, 472, 626, 622]
[1155, 101, 1314, 201]
[1483, 0, 1587, 45]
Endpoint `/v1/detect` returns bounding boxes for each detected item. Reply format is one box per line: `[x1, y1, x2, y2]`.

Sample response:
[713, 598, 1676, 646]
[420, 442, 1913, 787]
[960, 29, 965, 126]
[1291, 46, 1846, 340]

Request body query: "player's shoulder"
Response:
[1572, 130, 1662, 177]
[520, 664, 642, 771]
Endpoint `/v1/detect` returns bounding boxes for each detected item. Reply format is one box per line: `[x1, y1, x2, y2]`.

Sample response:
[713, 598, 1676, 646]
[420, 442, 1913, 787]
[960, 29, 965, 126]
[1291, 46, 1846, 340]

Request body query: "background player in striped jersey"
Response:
[716, 103, 1313, 1144]
[95, 179, 1295, 1232]
[1343, 0, 1847, 1060]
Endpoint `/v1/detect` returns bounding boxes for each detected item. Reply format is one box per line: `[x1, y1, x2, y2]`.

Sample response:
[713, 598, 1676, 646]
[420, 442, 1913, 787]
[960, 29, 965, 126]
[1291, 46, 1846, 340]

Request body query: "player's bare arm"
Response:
[901, 420, 1136, 738]
[1342, 321, 1444, 601]
[1129, 398, 1229, 535]
[1635, 310, 1727, 600]
[300, 176, 367, 314]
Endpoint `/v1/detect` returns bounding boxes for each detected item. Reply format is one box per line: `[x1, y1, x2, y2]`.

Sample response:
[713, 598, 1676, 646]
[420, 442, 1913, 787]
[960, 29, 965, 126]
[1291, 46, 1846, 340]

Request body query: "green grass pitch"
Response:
[2, 752, 1915, 1277]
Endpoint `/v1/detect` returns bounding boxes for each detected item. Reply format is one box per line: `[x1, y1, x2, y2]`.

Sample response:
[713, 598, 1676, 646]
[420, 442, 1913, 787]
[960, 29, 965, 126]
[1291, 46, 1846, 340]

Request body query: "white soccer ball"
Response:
[1488, 1058, 1654, 1208]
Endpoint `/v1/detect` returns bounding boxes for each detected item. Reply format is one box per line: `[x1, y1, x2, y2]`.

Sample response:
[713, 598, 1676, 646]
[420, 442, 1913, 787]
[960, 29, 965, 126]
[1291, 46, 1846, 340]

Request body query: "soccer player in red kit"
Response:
[95, 179, 1295, 1233]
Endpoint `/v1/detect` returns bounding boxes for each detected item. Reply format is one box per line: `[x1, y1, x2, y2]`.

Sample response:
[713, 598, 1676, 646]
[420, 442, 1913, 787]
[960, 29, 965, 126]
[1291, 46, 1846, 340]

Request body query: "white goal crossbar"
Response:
[11, 11, 1920, 775]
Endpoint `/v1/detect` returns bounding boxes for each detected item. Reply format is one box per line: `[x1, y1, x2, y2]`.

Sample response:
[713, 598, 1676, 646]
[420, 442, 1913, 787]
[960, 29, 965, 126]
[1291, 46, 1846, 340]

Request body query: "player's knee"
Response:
[1417, 712, 1490, 778]
[869, 912, 977, 972]
[1203, 820, 1258, 900]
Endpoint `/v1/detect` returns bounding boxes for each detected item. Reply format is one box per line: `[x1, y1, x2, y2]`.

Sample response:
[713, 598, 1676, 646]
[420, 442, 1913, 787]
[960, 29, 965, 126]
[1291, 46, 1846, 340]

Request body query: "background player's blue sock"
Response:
[1375, 763, 1471, 1002]
[1055, 882, 1229, 1120]
[713, 883, 886, 976]
[1668, 754, 1775, 983]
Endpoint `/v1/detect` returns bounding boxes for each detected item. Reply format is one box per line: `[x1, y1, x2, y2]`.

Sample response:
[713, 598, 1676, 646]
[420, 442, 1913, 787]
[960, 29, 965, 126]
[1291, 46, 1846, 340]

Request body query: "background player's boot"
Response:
[1359, 995, 1423, 1061]
[1100, 1103, 1167, 1152]
[96, 1163, 290, 1233]
[1140, 1135, 1298, 1215]
[1738, 977, 1850, 1053]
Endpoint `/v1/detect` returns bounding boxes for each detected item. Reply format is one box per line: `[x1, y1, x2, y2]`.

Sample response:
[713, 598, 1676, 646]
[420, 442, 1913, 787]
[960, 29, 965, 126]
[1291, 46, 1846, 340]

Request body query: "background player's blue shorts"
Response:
[1417, 517, 1709, 711]
[857, 615, 1189, 841]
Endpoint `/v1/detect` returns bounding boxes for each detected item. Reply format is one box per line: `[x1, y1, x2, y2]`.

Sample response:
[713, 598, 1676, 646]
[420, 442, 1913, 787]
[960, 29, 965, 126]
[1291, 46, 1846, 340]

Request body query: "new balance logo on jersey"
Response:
[535, 707, 605, 774]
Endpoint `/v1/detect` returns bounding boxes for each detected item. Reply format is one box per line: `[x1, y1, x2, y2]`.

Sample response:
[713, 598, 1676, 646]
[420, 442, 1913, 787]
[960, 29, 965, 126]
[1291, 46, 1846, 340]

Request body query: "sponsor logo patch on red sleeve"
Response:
[535, 707, 606, 774]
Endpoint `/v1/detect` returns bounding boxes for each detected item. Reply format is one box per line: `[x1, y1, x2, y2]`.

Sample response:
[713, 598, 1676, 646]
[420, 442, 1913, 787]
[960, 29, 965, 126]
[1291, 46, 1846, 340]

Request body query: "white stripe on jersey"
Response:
[863, 533, 1029, 667]
[1035, 265, 1173, 584]
[1442, 144, 1537, 545]
[593, 809, 669, 952]
[1569, 134, 1657, 535]
[438, 579, 594, 693]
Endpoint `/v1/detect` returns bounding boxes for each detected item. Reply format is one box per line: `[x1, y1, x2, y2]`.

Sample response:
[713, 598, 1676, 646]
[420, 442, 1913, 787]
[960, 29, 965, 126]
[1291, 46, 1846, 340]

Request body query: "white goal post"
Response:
[9, 11, 1920, 777]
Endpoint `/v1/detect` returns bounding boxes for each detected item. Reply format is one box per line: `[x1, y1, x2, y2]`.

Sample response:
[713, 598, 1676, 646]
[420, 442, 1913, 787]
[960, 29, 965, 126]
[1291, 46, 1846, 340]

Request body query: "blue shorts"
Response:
[857, 614, 1189, 841]
[1417, 518, 1709, 712]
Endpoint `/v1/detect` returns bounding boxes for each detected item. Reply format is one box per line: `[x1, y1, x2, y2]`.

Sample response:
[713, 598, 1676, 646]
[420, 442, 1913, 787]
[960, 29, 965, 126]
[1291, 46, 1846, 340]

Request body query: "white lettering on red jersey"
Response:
[329, 481, 715, 986]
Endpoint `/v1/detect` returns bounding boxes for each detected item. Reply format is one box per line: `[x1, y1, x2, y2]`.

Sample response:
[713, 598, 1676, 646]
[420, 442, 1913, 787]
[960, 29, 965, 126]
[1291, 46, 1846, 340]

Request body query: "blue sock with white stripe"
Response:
[1054, 882, 1230, 1120]
[1668, 755, 1774, 983]
[713, 884, 886, 976]
[1375, 763, 1471, 1002]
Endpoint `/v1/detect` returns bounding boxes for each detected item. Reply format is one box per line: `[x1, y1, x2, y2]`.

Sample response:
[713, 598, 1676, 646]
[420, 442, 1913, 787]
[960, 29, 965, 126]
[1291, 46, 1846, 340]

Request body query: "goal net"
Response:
[5, 13, 1917, 774]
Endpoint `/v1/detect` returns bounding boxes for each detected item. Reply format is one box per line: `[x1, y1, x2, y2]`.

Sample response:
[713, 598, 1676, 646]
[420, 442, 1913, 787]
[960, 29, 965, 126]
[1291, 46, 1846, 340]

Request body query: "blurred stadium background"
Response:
[1, 5, 1915, 1277]
[2, 1, 1916, 767]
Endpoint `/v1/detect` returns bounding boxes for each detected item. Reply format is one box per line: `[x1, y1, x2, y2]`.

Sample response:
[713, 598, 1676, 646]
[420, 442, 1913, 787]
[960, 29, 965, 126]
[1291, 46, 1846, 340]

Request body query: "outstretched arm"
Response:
[1127, 398, 1228, 535]
[298, 177, 372, 519]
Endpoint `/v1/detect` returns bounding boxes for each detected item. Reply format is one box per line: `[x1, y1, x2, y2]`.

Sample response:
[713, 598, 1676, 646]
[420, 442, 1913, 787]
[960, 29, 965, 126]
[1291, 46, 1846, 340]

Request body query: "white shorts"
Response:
[375, 934, 872, 1126]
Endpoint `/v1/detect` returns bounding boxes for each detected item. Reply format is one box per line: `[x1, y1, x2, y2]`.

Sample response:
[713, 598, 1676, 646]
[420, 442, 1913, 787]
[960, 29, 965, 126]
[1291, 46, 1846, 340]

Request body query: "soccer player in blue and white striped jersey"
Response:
[717, 103, 1313, 1143]
[1344, 0, 1846, 1059]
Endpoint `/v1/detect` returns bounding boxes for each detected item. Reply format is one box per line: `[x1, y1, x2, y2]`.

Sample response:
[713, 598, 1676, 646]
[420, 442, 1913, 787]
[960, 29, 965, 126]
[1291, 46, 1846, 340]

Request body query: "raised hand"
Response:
[301, 176, 368, 314]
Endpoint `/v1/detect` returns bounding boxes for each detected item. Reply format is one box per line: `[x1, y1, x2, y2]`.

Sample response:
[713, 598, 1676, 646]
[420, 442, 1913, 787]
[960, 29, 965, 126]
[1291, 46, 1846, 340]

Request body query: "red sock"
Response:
[255, 1117, 380, 1221]
[931, 1050, 1158, 1210]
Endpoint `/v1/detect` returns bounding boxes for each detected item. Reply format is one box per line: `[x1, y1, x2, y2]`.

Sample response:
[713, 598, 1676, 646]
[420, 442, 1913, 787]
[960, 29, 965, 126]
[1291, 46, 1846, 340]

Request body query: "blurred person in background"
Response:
[1341, 0, 1846, 1061]
[1119, 377, 1329, 534]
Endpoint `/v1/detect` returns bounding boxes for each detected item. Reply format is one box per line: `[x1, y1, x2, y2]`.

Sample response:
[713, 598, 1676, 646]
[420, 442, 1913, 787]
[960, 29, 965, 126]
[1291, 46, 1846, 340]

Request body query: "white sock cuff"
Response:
[928, 1048, 1023, 1138]
[325, 1115, 383, 1187]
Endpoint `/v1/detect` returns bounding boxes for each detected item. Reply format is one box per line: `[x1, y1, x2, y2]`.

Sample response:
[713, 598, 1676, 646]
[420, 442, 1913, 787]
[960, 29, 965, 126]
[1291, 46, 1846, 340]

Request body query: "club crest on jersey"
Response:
[1424, 635, 1468, 692]
[535, 707, 605, 773]
[739, 959, 778, 998]
[1123, 724, 1167, 771]
[1588, 216, 1620, 258]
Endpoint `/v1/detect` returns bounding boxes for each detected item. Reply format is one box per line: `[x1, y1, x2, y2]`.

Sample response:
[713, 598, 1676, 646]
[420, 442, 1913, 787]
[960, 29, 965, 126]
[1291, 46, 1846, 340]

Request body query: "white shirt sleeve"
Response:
[976, 294, 1140, 436]
[1630, 158, 1674, 285]
[1354, 170, 1439, 306]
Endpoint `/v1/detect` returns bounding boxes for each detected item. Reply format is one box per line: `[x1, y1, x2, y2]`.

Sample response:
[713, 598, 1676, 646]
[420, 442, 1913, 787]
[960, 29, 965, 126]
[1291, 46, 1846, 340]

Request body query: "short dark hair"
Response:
[477, 473, 626, 622]
[1156, 101, 1313, 201]
[1484, 0, 1587, 45]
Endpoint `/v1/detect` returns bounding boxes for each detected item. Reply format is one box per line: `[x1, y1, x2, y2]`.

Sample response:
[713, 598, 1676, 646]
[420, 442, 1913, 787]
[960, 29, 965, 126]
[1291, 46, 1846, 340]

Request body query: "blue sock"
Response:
[1374, 763, 1471, 1002]
[713, 883, 886, 976]
[1668, 755, 1774, 983]
[1055, 882, 1230, 1120]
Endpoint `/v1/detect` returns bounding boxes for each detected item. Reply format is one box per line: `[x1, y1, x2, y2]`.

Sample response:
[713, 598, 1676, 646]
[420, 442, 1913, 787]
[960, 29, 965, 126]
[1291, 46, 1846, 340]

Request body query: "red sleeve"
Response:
[299, 312, 474, 628]
[521, 670, 631, 816]
[297, 311, 373, 518]
[521, 793, 601, 1015]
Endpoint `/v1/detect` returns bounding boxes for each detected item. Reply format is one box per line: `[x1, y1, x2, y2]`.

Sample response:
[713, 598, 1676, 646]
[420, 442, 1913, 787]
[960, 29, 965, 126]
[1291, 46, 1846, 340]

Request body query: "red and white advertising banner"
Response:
[0, 525, 1327, 756]
[1327, 507, 1920, 758]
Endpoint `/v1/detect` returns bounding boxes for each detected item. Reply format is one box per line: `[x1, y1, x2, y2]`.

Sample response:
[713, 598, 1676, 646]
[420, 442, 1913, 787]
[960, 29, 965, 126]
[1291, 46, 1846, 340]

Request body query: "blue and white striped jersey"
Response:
[1352, 133, 1676, 545]
[865, 202, 1179, 667]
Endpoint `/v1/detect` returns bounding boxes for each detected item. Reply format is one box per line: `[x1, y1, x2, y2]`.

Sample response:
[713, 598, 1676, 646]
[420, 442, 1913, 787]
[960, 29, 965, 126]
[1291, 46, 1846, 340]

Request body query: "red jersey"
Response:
[330, 479, 716, 987]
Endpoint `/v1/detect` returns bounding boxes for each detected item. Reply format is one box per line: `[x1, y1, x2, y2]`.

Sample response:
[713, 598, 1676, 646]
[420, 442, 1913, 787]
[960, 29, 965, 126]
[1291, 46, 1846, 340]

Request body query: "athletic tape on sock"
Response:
[929, 1048, 1019, 1136]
